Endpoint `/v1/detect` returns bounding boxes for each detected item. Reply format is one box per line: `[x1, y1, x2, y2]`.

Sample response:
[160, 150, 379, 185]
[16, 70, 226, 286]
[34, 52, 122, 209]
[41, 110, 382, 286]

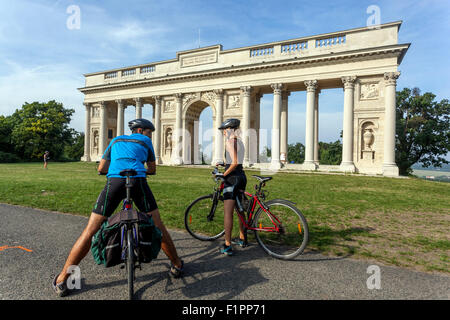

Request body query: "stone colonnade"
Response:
[82, 72, 400, 176]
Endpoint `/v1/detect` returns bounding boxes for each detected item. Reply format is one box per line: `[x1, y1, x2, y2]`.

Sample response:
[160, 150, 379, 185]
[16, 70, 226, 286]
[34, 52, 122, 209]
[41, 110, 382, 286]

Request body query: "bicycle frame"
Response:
[212, 176, 282, 234]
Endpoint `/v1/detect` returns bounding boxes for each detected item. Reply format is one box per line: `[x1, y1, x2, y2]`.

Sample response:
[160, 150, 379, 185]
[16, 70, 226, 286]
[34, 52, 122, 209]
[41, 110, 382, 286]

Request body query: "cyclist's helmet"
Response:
[219, 118, 240, 130]
[128, 118, 155, 132]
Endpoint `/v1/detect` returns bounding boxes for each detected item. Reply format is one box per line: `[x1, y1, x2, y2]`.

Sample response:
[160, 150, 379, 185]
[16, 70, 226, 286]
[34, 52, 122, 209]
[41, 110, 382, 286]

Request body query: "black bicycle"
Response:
[99, 169, 153, 300]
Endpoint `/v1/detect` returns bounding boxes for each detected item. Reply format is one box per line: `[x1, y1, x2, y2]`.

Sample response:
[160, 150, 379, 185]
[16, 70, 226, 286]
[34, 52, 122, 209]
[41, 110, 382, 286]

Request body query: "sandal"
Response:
[52, 275, 69, 297]
[170, 260, 184, 278]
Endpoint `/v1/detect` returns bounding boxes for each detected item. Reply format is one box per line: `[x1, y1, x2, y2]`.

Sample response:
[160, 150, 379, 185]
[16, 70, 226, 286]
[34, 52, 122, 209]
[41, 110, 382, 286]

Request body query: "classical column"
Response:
[82, 103, 91, 162]
[280, 90, 290, 165]
[340, 76, 357, 172]
[153, 96, 162, 164]
[99, 101, 107, 157]
[383, 72, 400, 176]
[116, 99, 124, 136]
[304, 80, 318, 170]
[213, 89, 224, 165]
[241, 86, 253, 166]
[270, 83, 283, 170]
[314, 90, 321, 164]
[134, 97, 142, 119]
[173, 93, 183, 165]
[255, 93, 262, 163]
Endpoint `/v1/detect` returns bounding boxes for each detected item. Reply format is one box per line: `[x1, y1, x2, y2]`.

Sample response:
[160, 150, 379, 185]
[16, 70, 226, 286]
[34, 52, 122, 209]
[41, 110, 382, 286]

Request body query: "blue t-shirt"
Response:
[102, 133, 156, 178]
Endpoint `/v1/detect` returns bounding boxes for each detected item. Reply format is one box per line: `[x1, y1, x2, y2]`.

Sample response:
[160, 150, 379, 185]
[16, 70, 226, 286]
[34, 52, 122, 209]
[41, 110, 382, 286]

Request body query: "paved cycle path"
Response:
[1, 203, 448, 300]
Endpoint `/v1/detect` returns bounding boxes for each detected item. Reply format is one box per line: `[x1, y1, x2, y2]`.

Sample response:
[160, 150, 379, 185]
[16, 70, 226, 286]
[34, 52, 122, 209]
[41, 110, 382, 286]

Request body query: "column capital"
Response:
[213, 89, 224, 98]
[341, 76, 357, 89]
[99, 101, 106, 109]
[152, 95, 162, 104]
[384, 71, 400, 86]
[240, 86, 253, 97]
[133, 97, 142, 105]
[270, 83, 284, 95]
[83, 102, 91, 109]
[304, 80, 318, 92]
[174, 93, 183, 102]
[115, 99, 124, 105]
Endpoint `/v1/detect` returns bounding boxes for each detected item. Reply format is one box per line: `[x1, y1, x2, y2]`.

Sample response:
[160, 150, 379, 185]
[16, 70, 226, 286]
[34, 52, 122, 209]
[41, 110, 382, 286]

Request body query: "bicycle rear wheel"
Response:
[127, 228, 135, 300]
[184, 194, 225, 241]
[254, 199, 309, 260]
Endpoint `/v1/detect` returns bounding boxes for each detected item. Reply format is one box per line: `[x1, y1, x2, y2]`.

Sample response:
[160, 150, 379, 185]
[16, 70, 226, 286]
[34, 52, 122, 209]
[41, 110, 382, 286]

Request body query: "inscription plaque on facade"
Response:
[181, 52, 217, 67]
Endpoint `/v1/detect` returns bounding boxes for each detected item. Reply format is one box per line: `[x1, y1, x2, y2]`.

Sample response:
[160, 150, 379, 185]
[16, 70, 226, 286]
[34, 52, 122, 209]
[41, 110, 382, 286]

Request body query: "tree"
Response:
[287, 142, 305, 163]
[319, 140, 342, 165]
[396, 88, 450, 175]
[8, 100, 75, 161]
[64, 131, 85, 161]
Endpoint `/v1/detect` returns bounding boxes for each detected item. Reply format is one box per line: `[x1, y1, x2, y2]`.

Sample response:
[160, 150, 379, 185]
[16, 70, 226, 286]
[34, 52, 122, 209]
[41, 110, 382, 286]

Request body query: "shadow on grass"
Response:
[306, 225, 376, 259]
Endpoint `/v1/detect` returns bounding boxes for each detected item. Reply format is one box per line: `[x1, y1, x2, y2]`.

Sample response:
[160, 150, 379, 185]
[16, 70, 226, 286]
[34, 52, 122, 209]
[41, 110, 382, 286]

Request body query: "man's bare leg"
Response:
[56, 212, 106, 284]
[147, 208, 182, 269]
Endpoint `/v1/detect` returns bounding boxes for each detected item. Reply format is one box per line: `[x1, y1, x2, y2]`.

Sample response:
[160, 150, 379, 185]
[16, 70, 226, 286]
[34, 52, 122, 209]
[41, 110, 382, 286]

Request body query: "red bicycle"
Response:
[184, 167, 309, 260]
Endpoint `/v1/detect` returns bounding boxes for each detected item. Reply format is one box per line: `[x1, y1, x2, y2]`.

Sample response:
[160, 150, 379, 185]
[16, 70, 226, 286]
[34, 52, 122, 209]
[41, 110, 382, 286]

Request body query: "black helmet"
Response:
[128, 118, 155, 132]
[219, 118, 240, 130]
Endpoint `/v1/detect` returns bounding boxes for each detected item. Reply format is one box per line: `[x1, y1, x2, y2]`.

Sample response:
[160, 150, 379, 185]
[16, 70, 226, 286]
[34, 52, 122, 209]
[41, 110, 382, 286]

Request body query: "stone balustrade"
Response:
[83, 21, 403, 88]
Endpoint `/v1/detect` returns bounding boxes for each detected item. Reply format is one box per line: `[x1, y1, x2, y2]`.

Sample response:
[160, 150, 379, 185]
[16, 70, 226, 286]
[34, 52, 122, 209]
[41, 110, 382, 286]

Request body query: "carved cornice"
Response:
[304, 80, 318, 92]
[383, 71, 400, 86]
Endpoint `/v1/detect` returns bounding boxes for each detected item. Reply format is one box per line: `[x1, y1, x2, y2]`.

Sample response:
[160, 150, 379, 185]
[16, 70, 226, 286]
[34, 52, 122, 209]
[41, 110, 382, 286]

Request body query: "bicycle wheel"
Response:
[254, 199, 309, 260]
[127, 228, 135, 300]
[185, 194, 225, 241]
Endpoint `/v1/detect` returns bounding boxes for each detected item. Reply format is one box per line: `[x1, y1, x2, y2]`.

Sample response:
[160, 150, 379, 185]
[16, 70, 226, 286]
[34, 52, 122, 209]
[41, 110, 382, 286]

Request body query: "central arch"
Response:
[182, 98, 216, 164]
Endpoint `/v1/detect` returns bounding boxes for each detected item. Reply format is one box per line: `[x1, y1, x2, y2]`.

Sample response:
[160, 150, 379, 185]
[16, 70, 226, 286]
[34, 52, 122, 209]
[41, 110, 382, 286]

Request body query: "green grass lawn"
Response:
[1, 162, 449, 274]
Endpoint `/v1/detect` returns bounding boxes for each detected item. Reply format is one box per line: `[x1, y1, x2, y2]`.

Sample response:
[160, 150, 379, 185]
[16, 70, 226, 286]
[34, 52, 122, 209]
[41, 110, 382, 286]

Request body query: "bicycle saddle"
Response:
[120, 169, 138, 177]
[252, 175, 273, 182]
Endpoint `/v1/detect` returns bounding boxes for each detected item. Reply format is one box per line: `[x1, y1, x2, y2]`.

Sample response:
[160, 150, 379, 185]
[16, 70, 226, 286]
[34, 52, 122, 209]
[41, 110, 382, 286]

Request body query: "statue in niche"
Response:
[165, 128, 173, 156]
[93, 130, 99, 155]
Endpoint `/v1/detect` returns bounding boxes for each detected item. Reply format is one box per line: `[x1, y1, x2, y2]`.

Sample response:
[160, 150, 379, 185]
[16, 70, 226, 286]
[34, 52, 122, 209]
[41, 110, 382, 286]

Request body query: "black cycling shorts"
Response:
[93, 178, 158, 217]
[223, 173, 247, 201]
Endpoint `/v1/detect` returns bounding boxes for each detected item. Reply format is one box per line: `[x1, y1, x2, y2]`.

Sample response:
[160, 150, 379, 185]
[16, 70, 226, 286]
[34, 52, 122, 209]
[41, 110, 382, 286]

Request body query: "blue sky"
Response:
[0, 0, 449, 157]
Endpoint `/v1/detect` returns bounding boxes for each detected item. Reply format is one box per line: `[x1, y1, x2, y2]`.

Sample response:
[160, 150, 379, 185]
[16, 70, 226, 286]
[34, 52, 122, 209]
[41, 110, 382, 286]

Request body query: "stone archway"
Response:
[182, 98, 216, 164]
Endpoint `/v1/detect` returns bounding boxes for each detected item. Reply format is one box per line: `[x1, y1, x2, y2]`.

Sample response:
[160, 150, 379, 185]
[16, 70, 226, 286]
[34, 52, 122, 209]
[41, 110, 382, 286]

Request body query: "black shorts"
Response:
[223, 173, 247, 201]
[93, 178, 158, 217]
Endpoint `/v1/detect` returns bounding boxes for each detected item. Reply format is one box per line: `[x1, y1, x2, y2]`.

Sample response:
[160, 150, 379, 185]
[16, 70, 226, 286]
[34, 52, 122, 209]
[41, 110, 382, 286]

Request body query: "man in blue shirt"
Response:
[53, 119, 184, 297]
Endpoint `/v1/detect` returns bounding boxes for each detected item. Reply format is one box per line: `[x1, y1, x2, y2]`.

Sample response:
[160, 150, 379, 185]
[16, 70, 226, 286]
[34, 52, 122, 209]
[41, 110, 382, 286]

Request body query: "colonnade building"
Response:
[79, 21, 410, 176]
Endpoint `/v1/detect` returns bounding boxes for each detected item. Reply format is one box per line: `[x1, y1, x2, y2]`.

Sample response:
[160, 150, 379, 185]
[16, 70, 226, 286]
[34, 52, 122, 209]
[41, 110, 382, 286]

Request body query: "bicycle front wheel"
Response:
[254, 199, 309, 260]
[127, 228, 135, 300]
[184, 194, 225, 241]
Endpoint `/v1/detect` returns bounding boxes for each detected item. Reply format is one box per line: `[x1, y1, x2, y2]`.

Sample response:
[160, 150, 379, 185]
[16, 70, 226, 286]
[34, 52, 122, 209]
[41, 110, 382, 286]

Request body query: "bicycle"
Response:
[184, 167, 309, 260]
[99, 169, 154, 300]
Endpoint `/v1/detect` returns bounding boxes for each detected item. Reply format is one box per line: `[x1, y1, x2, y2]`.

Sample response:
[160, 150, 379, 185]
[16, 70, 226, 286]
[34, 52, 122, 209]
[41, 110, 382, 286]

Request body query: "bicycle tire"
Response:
[253, 199, 309, 260]
[184, 194, 225, 241]
[127, 228, 135, 300]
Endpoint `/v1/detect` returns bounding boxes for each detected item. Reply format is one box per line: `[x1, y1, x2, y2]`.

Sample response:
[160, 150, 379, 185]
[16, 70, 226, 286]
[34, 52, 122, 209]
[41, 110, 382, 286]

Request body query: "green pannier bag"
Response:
[91, 209, 162, 268]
